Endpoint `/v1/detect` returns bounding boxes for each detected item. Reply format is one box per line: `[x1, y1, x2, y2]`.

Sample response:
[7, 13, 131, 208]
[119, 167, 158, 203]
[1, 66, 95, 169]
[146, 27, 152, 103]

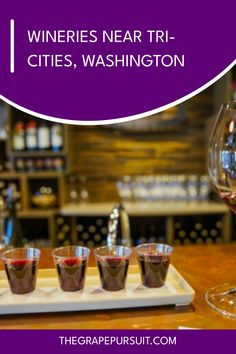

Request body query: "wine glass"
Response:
[206, 100, 236, 318]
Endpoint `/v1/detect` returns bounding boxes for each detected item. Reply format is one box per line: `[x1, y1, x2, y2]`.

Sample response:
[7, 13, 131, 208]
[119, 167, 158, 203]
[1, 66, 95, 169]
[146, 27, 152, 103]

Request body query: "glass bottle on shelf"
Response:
[79, 176, 89, 203]
[13, 121, 25, 151]
[53, 157, 64, 171]
[51, 124, 63, 151]
[25, 120, 37, 150]
[25, 158, 35, 172]
[37, 122, 50, 150]
[116, 175, 132, 201]
[68, 175, 79, 204]
[45, 157, 53, 171]
[15, 158, 25, 172]
[35, 158, 44, 171]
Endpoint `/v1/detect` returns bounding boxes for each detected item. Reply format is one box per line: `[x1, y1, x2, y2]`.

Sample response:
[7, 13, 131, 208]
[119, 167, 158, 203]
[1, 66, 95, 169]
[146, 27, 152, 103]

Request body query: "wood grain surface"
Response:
[0, 244, 236, 329]
[66, 90, 214, 202]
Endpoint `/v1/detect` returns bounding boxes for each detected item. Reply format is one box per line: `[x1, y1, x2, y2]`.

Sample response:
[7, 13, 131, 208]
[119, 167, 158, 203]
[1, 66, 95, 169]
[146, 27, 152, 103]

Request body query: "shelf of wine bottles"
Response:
[75, 217, 108, 248]
[19, 217, 49, 245]
[55, 216, 109, 247]
[173, 214, 224, 245]
[12, 119, 65, 153]
[130, 217, 167, 246]
[55, 216, 73, 247]
[14, 156, 65, 173]
[54, 213, 229, 247]
[54, 215, 168, 247]
[7, 112, 69, 173]
[74, 216, 167, 247]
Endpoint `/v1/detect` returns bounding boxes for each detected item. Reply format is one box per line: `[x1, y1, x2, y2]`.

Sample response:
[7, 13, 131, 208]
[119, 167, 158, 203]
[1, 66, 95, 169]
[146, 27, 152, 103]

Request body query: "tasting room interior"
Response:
[0, 67, 236, 248]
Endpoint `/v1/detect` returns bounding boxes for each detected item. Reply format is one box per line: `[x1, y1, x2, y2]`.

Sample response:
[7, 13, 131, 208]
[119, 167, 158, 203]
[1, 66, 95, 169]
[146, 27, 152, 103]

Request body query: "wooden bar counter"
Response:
[0, 244, 236, 329]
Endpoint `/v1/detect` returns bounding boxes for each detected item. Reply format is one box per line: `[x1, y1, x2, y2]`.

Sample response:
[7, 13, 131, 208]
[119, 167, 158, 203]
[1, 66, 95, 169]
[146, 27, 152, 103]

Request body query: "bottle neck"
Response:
[8, 202, 16, 217]
[6, 197, 23, 247]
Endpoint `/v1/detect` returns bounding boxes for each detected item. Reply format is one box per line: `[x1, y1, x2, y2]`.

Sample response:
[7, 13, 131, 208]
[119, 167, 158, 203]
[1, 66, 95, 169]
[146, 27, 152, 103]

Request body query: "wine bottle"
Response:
[5, 187, 23, 247]
[13, 121, 25, 151]
[37, 122, 50, 150]
[94, 233, 101, 242]
[51, 124, 63, 151]
[25, 120, 37, 150]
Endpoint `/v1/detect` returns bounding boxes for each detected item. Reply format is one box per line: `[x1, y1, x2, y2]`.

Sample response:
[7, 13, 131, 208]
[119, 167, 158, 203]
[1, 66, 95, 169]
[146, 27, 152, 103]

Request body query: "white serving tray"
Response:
[0, 265, 195, 315]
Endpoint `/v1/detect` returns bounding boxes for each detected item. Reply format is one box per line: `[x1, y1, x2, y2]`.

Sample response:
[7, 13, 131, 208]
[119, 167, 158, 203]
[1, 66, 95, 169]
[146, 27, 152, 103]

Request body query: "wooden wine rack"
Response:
[0, 105, 69, 246]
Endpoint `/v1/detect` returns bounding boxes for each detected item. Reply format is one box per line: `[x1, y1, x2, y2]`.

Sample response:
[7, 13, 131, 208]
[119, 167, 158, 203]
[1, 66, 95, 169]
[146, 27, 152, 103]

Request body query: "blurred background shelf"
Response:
[60, 201, 229, 216]
[11, 151, 67, 158]
[0, 66, 236, 247]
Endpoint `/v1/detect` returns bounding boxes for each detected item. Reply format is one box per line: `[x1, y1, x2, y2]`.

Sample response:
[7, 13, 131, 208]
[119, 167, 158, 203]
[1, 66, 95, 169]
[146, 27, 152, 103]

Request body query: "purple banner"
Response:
[0, 330, 236, 354]
[0, 0, 235, 123]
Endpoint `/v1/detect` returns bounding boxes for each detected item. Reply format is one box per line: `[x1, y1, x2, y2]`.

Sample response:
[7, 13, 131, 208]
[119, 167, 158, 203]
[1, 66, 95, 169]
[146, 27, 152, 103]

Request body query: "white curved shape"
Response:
[1, 59, 236, 126]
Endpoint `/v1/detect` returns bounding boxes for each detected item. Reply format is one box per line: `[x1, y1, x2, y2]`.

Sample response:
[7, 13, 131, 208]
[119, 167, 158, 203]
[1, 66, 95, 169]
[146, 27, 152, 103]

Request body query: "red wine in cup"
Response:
[97, 257, 129, 291]
[138, 254, 170, 288]
[4, 259, 38, 294]
[56, 258, 87, 291]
